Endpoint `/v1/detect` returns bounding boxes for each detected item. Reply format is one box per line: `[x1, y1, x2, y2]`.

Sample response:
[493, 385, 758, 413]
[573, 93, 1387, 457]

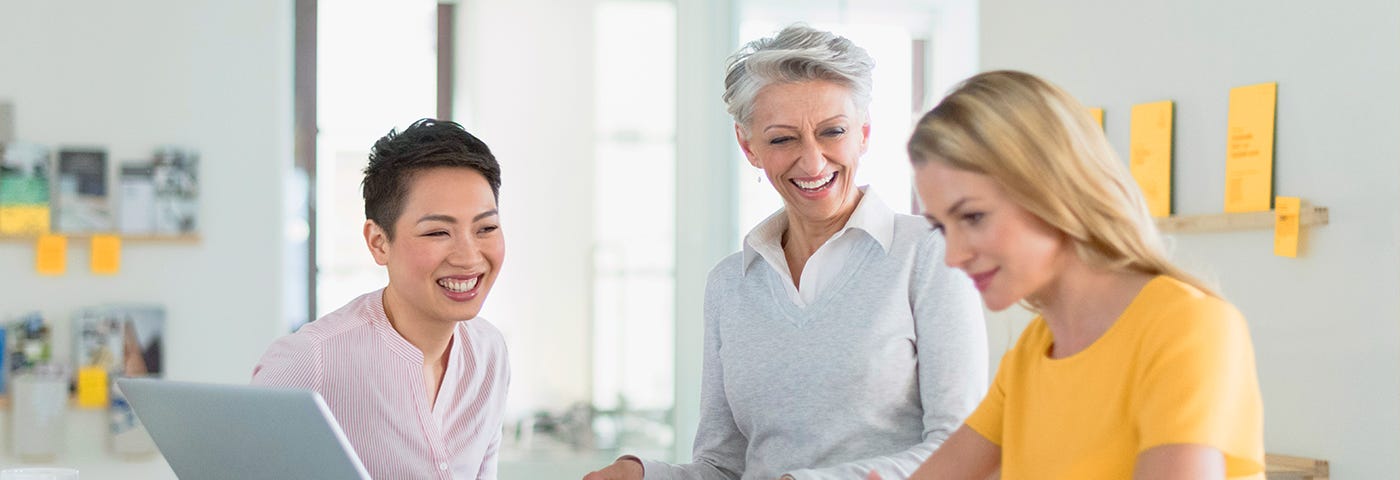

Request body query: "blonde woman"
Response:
[887, 71, 1264, 480]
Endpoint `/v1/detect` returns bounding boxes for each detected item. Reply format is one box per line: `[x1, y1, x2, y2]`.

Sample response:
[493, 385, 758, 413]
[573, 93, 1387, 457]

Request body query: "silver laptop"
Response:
[117, 378, 371, 480]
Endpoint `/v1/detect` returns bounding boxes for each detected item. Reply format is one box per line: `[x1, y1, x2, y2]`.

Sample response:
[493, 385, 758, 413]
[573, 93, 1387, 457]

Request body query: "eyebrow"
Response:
[473, 209, 499, 222]
[762, 114, 849, 133]
[944, 198, 973, 218]
[416, 209, 498, 225]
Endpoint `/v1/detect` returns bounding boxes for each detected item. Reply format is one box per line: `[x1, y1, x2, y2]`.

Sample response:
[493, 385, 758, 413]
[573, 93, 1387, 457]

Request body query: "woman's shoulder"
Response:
[889, 212, 943, 254]
[459, 317, 509, 363]
[1137, 276, 1242, 323]
[705, 250, 750, 283]
[1131, 276, 1250, 347]
[296, 290, 384, 340]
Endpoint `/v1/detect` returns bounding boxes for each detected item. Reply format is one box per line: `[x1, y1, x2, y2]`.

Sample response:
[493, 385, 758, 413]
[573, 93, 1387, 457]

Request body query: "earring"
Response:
[756, 169, 763, 183]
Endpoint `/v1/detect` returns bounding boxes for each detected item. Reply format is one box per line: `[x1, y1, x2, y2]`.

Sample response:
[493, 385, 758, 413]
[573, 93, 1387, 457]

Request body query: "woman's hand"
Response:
[582, 458, 644, 480]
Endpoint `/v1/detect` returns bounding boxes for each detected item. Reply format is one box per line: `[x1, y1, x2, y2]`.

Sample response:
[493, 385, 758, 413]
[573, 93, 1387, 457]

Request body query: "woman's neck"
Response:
[1034, 261, 1155, 359]
[381, 288, 456, 367]
[782, 188, 863, 263]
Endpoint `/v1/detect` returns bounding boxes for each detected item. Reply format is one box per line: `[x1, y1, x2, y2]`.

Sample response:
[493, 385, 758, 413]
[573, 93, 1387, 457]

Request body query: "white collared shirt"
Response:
[741, 186, 896, 307]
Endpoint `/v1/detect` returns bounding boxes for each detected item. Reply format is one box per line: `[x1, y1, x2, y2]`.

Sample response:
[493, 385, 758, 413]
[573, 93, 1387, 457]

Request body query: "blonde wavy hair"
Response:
[907, 70, 1216, 297]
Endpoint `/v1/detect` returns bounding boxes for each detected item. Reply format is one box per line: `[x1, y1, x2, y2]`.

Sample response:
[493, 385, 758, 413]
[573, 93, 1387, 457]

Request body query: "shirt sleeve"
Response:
[250, 332, 322, 391]
[476, 423, 501, 479]
[638, 268, 745, 480]
[783, 232, 990, 479]
[477, 339, 509, 480]
[1132, 298, 1264, 475]
[963, 360, 1007, 447]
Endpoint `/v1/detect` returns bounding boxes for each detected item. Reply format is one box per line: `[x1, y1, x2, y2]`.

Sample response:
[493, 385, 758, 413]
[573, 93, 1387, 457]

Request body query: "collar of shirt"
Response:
[740, 185, 896, 277]
[368, 289, 463, 368]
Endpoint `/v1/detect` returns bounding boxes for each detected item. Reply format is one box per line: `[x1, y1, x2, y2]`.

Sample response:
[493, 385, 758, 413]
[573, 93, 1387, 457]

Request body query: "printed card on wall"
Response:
[1088, 107, 1104, 129]
[1130, 100, 1174, 217]
[74, 305, 164, 378]
[0, 327, 6, 395]
[1224, 82, 1277, 213]
[0, 142, 52, 235]
[0, 101, 13, 143]
[74, 310, 125, 376]
[54, 148, 113, 232]
[8, 313, 52, 373]
[152, 147, 199, 235]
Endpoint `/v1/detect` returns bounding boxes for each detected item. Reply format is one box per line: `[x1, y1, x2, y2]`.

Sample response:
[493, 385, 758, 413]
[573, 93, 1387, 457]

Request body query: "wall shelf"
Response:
[1266, 453, 1329, 480]
[1155, 206, 1329, 234]
[0, 234, 201, 244]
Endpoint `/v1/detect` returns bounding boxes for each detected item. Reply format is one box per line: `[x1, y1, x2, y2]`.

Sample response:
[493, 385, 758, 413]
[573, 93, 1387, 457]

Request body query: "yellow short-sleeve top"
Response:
[964, 275, 1264, 479]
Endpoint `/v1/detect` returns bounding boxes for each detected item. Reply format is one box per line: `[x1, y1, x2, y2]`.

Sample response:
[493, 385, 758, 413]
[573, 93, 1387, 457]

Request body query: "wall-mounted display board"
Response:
[1224, 82, 1278, 213]
[1098, 82, 1328, 255]
[1130, 100, 1174, 218]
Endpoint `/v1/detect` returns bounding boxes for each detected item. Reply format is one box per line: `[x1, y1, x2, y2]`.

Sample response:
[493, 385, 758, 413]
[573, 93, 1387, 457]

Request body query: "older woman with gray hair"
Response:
[583, 24, 986, 480]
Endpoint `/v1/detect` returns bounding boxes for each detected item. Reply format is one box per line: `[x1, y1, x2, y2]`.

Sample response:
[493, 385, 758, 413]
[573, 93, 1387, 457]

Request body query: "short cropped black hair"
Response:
[362, 118, 501, 240]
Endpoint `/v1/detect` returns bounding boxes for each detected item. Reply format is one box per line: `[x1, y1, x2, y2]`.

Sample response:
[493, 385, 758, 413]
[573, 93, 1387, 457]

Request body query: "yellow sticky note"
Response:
[1225, 82, 1277, 212]
[77, 366, 110, 408]
[36, 234, 67, 275]
[1274, 196, 1300, 258]
[1129, 100, 1174, 218]
[1088, 107, 1104, 129]
[91, 235, 121, 275]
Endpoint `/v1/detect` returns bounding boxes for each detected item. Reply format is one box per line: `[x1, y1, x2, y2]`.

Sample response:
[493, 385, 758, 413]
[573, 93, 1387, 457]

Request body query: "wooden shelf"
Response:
[1155, 206, 1329, 234]
[1266, 453, 1329, 480]
[0, 233, 201, 243]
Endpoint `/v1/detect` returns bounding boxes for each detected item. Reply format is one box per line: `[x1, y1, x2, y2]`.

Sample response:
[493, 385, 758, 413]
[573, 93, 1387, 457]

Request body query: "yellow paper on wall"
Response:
[91, 235, 121, 275]
[77, 366, 110, 408]
[1274, 196, 1300, 258]
[1088, 107, 1104, 129]
[1129, 101, 1174, 217]
[36, 234, 67, 275]
[1225, 82, 1277, 212]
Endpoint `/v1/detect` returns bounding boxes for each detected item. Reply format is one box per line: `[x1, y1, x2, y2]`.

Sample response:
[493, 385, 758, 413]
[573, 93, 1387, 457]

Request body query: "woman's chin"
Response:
[982, 294, 1020, 312]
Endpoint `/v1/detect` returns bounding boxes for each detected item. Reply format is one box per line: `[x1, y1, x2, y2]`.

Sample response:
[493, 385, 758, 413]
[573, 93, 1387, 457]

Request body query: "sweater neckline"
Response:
[769, 237, 881, 325]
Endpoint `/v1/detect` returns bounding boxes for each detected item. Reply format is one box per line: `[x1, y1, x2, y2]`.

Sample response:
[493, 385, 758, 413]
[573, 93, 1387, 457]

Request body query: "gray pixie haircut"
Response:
[723, 24, 875, 129]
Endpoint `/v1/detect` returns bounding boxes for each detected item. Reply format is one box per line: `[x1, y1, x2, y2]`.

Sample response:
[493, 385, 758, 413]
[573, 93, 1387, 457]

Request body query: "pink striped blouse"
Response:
[252, 289, 510, 479]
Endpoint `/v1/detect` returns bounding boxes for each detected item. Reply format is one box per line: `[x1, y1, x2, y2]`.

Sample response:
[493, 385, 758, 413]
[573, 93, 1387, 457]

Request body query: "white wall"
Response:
[979, 0, 1400, 476]
[456, 0, 597, 418]
[0, 0, 292, 476]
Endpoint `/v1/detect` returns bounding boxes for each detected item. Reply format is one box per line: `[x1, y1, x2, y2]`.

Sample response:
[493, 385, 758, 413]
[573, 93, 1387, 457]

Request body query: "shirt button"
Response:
[439, 462, 449, 471]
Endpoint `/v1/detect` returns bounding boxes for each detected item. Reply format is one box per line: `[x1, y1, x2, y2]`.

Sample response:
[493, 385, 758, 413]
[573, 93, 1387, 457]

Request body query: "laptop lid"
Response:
[117, 378, 371, 480]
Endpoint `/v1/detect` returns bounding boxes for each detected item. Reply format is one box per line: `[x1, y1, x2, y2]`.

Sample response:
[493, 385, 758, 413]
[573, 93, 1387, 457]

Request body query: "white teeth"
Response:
[438, 276, 480, 293]
[793, 172, 837, 190]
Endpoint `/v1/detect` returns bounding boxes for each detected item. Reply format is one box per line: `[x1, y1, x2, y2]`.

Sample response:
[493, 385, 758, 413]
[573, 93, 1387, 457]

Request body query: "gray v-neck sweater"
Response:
[640, 211, 988, 480]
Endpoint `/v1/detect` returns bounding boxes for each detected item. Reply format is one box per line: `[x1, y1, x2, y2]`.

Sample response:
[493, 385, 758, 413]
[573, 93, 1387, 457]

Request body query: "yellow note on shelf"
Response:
[91, 235, 121, 275]
[1088, 107, 1104, 129]
[36, 234, 67, 275]
[1225, 82, 1277, 212]
[1130, 100, 1174, 217]
[77, 366, 110, 408]
[1274, 196, 1300, 258]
